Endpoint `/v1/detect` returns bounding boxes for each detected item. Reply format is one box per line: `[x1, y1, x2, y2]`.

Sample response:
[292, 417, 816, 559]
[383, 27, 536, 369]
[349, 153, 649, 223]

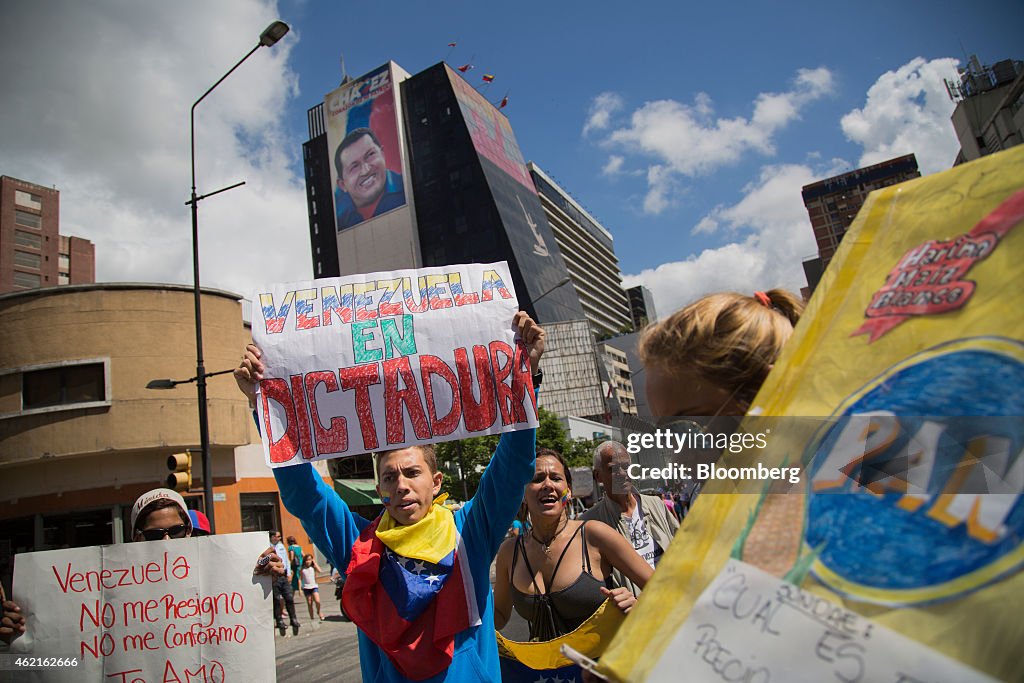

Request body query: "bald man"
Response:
[581, 441, 678, 596]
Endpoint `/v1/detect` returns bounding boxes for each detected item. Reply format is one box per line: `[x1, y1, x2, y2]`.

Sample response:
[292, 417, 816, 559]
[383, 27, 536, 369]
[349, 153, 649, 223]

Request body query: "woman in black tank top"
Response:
[494, 449, 654, 640]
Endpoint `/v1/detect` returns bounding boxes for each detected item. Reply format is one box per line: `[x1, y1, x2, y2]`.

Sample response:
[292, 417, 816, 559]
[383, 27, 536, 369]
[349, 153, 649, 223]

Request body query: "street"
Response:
[274, 597, 361, 682]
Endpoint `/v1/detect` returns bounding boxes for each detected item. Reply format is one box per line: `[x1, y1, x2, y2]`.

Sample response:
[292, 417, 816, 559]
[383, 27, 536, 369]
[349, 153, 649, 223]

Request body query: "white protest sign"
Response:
[646, 559, 999, 683]
[9, 533, 274, 683]
[251, 261, 539, 467]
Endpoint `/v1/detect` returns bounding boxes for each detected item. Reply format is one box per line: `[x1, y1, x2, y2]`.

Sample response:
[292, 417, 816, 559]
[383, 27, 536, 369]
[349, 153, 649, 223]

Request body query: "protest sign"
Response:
[6, 533, 274, 683]
[251, 261, 539, 468]
[647, 559, 998, 683]
[597, 145, 1024, 681]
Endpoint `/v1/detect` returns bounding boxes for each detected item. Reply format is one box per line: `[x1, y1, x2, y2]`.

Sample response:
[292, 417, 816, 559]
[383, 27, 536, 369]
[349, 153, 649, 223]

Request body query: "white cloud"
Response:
[583, 92, 624, 136]
[643, 165, 677, 214]
[692, 216, 718, 236]
[0, 0, 309, 296]
[596, 67, 832, 214]
[841, 57, 960, 174]
[602, 155, 625, 176]
[624, 164, 823, 315]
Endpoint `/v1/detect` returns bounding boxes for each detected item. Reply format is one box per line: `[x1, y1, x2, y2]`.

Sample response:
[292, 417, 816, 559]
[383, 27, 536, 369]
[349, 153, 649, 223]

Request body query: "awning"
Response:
[333, 478, 381, 507]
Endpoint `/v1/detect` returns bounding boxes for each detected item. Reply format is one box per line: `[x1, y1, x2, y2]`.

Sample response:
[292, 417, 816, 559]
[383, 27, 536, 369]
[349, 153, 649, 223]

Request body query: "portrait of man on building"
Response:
[334, 126, 406, 231]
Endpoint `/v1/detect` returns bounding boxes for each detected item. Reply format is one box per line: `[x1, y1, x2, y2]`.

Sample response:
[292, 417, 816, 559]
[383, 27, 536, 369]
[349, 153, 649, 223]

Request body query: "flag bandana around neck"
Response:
[342, 497, 481, 680]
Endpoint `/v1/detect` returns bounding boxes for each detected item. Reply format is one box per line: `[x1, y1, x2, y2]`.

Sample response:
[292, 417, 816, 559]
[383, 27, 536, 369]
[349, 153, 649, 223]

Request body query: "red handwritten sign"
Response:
[11, 534, 273, 682]
[852, 189, 1024, 342]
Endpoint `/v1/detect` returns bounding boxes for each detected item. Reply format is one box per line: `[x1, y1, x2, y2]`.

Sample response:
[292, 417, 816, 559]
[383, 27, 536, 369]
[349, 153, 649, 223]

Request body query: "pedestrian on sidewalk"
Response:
[270, 530, 301, 637]
[300, 554, 326, 622]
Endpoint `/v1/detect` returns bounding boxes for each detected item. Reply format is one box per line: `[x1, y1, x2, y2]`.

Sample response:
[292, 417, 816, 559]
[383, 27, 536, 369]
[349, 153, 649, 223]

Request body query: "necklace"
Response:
[530, 516, 568, 555]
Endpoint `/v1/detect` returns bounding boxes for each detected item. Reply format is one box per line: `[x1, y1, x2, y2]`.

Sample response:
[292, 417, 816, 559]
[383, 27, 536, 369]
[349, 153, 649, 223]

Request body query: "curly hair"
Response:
[639, 289, 803, 409]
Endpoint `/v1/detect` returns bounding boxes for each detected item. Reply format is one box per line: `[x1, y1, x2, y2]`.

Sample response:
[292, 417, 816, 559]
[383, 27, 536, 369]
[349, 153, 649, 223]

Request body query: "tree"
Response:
[535, 407, 568, 454]
[563, 437, 601, 469]
[436, 434, 497, 503]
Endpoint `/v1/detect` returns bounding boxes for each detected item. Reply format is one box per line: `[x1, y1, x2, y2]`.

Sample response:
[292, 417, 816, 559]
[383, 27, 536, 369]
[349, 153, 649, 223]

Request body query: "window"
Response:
[14, 230, 41, 249]
[59, 254, 70, 270]
[14, 251, 41, 269]
[15, 190, 42, 210]
[240, 493, 280, 533]
[59, 273, 70, 285]
[22, 362, 106, 410]
[15, 210, 41, 229]
[13, 271, 40, 288]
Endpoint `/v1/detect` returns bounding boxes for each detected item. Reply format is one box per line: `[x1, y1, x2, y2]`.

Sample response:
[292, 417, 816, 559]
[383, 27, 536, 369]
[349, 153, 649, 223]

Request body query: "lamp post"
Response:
[145, 368, 236, 391]
[188, 20, 289, 533]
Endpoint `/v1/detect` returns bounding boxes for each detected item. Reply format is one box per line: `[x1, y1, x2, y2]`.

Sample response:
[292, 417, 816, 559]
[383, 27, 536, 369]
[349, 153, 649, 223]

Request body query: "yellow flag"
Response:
[599, 146, 1024, 682]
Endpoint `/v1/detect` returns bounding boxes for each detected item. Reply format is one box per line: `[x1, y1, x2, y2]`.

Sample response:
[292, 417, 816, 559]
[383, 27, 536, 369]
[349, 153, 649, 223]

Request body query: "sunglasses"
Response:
[138, 524, 189, 541]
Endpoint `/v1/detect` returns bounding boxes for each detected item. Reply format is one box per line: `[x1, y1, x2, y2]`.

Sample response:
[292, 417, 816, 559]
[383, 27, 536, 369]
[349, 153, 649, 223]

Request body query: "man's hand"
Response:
[253, 547, 286, 578]
[0, 586, 25, 645]
[234, 344, 265, 410]
[600, 586, 637, 615]
[513, 312, 545, 375]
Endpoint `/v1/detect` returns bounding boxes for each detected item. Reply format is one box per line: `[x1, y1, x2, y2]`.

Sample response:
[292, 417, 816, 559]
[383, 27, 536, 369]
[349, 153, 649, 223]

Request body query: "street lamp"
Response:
[145, 368, 236, 390]
[188, 20, 289, 533]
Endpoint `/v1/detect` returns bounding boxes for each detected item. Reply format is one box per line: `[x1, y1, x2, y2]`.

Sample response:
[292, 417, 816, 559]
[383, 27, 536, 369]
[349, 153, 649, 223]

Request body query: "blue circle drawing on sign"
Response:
[805, 338, 1024, 606]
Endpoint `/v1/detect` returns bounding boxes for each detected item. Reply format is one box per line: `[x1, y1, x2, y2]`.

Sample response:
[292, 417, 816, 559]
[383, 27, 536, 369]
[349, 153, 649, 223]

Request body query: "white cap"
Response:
[130, 488, 192, 535]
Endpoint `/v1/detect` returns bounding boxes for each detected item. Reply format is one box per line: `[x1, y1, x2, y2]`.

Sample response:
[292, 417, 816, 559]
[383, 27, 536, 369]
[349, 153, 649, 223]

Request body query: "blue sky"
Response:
[2, 0, 1021, 316]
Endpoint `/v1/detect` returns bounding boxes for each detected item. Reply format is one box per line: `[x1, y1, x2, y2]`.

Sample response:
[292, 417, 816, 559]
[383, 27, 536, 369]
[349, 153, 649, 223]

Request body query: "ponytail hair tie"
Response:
[753, 291, 772, 308]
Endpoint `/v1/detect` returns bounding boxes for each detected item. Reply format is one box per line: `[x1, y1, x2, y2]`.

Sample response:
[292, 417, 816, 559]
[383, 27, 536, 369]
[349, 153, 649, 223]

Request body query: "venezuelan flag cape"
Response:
[497, 599, 624, 683]
[343, 500, 480, 680]
[597, 146, 1024, 682]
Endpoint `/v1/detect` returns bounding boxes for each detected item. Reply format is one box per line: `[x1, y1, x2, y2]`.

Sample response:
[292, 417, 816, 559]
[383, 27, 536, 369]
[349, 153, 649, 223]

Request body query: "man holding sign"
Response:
[238, 270, 545, 683]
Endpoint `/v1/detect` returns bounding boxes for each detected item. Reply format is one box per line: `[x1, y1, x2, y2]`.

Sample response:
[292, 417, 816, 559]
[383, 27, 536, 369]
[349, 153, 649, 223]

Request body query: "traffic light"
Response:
[167, 452, 192, 492]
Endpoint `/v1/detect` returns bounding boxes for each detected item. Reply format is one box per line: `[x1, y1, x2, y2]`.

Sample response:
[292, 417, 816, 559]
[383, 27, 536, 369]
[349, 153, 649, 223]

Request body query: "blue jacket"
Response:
[273, 427, 535, 682]
[335, 169, 406, 231]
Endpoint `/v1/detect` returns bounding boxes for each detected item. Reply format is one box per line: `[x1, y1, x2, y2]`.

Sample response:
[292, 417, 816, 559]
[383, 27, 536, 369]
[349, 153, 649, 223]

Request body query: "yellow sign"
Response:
[599, 146, 1024, 682]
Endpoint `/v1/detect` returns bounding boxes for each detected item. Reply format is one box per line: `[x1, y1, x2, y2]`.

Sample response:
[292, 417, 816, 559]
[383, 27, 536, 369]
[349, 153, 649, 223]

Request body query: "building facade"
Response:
[303, 62, 584, 327]
[0, 175, 94, 294]
[800, 155, 920, 293]
[599, 342, 637, 416]
[626, 285, 657, 330]
[0, 284, 327, 570]
[946, 56, 1024, 164]
[528, 163, 631, 338]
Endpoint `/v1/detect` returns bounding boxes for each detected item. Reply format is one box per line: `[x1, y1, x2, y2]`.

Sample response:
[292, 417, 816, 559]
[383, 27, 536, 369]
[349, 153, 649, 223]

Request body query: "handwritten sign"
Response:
[251, 261, 539, 467]
[646, 559, 999, 683]
[9, 533, 274, 683]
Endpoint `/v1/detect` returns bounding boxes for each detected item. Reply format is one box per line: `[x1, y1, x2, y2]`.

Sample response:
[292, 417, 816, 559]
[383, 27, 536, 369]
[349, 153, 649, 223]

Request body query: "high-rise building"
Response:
[303, 62, 584, 327]
[626, 285, 657, 330]
[945, 56, 1024, 164]
[800, 155, 920, 293]
[1, 175, 94, 294]
[599, 342, 637, 415]
[528, 163, 631, 338]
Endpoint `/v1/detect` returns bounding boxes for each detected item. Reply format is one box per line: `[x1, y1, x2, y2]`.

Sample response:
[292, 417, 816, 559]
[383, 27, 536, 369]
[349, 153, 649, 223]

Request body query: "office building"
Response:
[800, 155, 920, 293]
[303, 62, 584, 327]
[528, 163, 632, 338]
[626, 285, 657, 330]
[945, 56, 1024, 164]
[1, 175, 95, 294]
[599, 342, 637, 415]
